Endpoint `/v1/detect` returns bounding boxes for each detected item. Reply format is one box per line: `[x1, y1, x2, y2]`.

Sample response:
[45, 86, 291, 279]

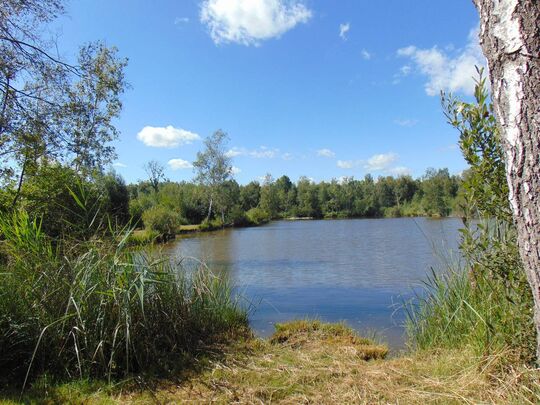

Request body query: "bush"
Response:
[141, 205, 180, 235]
[227, 206, 250, 227]
[0, 210, 248, 385]
[246, 207, 270, 225]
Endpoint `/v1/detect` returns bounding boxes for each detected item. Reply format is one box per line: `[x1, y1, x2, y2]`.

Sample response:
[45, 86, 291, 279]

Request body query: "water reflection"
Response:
[165, 217, 463, 348]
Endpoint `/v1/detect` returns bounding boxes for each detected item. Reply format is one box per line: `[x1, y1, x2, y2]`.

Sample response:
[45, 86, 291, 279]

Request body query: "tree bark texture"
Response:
[473, 0, 540, 360]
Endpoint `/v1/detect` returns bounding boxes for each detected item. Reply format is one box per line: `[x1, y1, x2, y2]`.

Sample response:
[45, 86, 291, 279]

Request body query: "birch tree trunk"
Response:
[473, 0, 540, 361]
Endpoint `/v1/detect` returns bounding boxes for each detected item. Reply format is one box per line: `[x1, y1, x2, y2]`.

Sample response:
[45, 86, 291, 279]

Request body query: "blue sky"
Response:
[55, 0, 483, 184]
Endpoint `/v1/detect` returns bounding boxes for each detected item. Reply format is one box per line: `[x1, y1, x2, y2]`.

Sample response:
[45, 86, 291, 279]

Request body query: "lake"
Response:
[165, 217, 464, 348]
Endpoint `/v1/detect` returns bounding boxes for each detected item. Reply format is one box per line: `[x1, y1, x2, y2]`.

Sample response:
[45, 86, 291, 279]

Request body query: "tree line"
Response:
[129, 161, 463, 235]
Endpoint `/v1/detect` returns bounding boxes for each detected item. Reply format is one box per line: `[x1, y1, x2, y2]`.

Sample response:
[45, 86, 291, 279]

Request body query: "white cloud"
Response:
[282, 152, 293, 160]
[112, 162, 127, 168]
[387, 166, 411, 176]
[397, 27, 486, 96]
[226, 146, 280, 159]
[200, 0, 312, 46]
[364, 152, 398, 171]
[317, 148, 335, 158]
[400, 65, 411, 76]
[339, 23, 350, 40]
[337, 176, 353, 185]
[337, 160, 358, 169]
[230, 166, 241, 175]
[394, 118, 418, 127]
[168, 158, 193, 170]
[361, 49, 371, 60]
[137, 126, 200, 148]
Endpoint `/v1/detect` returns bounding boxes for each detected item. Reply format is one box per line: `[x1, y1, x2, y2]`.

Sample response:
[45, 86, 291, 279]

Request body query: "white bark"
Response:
[473, 0, 540, 362]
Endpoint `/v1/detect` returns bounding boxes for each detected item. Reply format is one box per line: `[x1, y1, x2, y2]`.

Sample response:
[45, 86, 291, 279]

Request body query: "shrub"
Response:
[227, 206, 250, 227]
[246, 207, 270, 225]
[141, 205, 179, 235]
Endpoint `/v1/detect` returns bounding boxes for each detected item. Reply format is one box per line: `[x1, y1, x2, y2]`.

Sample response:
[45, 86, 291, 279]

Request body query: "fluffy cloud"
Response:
[200, 0, 312, 46]
[168, 158, 193, 170]
[137, 126, 200, 148]
[230, 166, 241, 175]
[112, 162, 127, 168]
[364, 153, 398, 171]
[226, 146, 280, 159]
[397, 27, 485, 96]
[317, 148, 335, 158]
[361, 49, 371, 60]
[339, 23, 350, 40]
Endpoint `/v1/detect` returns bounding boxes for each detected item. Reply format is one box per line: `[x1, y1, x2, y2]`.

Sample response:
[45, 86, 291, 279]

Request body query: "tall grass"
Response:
[406, 220, 535, 364]
[0, 210, 248, 387]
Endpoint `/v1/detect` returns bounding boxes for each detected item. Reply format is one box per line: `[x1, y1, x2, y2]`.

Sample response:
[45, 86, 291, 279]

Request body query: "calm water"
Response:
[165, 217, 464, 348]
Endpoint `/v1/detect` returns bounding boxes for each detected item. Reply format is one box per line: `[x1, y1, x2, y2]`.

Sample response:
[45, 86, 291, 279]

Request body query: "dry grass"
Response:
[4, 321, 540, 404]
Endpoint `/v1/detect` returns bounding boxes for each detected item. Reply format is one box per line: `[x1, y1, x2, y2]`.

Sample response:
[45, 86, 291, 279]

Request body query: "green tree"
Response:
[144, 160, 166, 193]
[296, 177, 320, 218]
[259, 174, 280, 218]
[239, 181, 261, 211]
[193, 130, 233, 222]
[1, 2, 128, 206]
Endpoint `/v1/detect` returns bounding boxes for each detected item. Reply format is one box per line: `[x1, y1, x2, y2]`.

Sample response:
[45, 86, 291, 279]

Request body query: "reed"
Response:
[406, 220, 535, 364]
[0, 210, 248, 388]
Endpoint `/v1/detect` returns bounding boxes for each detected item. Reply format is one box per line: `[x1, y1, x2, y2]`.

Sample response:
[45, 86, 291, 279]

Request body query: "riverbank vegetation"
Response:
[129, 165, 464, 236]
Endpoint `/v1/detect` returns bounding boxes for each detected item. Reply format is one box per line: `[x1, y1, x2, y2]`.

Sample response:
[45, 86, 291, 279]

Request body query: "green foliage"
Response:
[407, 220, 534, 363]
[129, 169, 461, 231]
[193, 130, 233, 221]
[421, 168, 458, 217]
[408, 69, 535, 364]
[0, 210, 248, 385]
[246, 207, 271, 225]
[442, 69, 509, 220]
[141, 205, 180, 235]
[126, 229, 160, 246]
[199, 218, 225, 231]
[239, 181, 261, 211]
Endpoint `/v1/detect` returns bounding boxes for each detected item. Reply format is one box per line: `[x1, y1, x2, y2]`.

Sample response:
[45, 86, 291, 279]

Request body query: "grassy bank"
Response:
[3, 320, 539, 404]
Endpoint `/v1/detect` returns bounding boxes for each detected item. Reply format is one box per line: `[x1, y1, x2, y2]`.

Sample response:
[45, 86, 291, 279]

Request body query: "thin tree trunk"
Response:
[206, 196, 213, 221]
[12, 155, 28, 209]
[0, 77, 10, 135]
[473, 0, 540, 361]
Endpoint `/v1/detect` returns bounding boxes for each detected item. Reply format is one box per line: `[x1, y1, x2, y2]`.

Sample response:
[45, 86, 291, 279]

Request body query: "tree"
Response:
[1, 1, 128, 206]
[239, 181, 261, 211]
[144, 160, 166, 193]
[473, 0, 540, 361]
[192, 130, 233, 222]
